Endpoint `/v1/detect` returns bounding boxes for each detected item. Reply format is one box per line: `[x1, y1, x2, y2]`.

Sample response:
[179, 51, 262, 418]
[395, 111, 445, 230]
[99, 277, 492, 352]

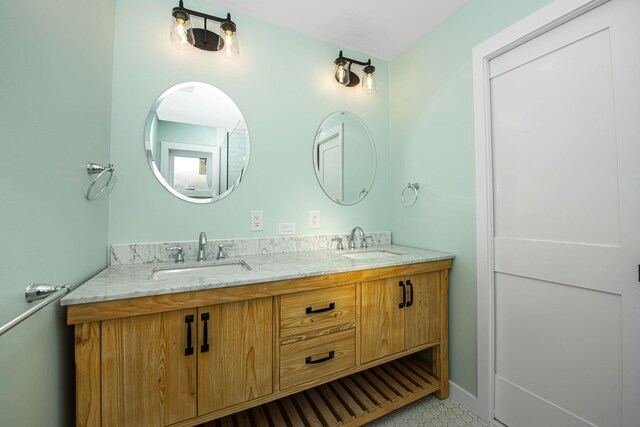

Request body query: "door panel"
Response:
[489, 1, 640, 425]
[404, 272, 441, 349]
[360, 278, 405, 363]
[495, 274, 622, 427]
[198, 298, 273, 415]
[101, 309, 197, 427]
[491, 27, 619, 247]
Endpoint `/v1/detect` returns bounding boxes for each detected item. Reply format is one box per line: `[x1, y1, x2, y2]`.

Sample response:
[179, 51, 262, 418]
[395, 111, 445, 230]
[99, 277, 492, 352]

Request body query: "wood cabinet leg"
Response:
[433, 269, 449, 399]
[75, 322, 101, 427]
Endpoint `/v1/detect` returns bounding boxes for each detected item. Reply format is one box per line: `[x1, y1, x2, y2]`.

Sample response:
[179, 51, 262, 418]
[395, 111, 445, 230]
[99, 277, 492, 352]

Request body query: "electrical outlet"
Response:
[278, 223, 296, 235]
[309, 210, 320, 229]
[250, 211, 263, 231]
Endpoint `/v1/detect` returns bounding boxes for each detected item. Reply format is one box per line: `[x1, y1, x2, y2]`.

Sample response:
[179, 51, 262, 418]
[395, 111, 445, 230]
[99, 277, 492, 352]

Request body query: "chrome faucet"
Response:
[197, 232, 207, 262]
[349, 226, 368, 250]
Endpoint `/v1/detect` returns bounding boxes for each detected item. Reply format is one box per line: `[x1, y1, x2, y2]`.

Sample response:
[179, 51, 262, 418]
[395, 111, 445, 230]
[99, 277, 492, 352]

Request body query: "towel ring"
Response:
[85, 162, 114, 200]
[401, 183, 420, 207]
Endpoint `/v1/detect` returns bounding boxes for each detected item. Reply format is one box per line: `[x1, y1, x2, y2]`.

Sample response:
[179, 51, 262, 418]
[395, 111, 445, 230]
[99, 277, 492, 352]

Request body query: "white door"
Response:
[488, 1, 640, 426]
[316, 124, 344, 201]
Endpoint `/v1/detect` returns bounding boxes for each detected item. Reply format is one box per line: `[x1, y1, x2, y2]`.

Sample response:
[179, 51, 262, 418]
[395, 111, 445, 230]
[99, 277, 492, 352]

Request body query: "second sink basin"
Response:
[341, 250, 402, 260]
[149, 261, 251, 280]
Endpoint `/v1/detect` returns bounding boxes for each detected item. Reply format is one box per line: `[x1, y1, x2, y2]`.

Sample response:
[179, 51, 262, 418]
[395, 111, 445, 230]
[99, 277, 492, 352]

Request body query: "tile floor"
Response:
[366, 395, 492, 427]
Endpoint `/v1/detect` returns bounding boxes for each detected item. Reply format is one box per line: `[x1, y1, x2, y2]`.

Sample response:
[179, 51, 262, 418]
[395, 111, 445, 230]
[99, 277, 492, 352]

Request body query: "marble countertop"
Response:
[61, 244, 454, 306]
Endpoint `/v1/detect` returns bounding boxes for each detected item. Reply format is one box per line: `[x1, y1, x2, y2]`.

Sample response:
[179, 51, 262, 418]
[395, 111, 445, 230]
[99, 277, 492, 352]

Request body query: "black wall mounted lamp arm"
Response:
[170, 0, 239, 56]
[334, 51, 377, 94]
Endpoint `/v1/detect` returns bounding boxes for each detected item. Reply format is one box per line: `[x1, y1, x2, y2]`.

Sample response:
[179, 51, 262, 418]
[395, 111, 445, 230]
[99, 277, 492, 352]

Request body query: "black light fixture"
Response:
[170, 0, 239, 57]
[334, 51, 377, 94]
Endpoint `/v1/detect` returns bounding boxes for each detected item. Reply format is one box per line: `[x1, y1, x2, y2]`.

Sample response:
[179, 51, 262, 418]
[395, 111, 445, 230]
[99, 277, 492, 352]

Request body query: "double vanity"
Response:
[64, 239, 453, 427]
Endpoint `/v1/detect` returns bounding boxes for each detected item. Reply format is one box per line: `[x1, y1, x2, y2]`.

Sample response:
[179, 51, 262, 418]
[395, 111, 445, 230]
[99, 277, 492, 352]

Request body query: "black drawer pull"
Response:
[399, 281, 406, 308]
[306, 351, 335, 364]
[407, 280, 414, 307]
[201, 313, 209, 353]
[185, 315, 194, 356]
[306, 303, 335, 314]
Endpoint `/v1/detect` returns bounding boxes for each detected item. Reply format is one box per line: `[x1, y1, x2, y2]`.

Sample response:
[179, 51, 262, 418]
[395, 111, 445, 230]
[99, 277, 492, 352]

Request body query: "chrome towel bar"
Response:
[0, 283, 70, 337]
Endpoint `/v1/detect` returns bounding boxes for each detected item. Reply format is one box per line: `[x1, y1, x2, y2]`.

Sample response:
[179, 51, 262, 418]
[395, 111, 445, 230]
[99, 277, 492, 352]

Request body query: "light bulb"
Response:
[362, 65, 377, 94]
[170, 12, 195, 49]
[218, 22, 239, 57]
[335, 59, 350, 86]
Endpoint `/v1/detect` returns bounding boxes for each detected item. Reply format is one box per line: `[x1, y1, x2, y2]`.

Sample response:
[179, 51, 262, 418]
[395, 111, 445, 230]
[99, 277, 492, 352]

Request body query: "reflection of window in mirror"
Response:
[162, 143, 220, 198]
[172, 156, 208, 189]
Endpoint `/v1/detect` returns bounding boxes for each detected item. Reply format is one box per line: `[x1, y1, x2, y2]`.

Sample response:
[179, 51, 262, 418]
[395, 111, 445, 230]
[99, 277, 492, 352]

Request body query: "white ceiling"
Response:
[207, 0, 468, 60]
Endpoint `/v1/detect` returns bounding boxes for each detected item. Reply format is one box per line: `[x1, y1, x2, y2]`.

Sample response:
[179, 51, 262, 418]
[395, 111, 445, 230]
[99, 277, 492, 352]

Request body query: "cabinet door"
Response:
[198, 297, 273, 415]
[360, 278, 405, 363]
[101, 309, 197, 427]
[404, 272, 441, 350]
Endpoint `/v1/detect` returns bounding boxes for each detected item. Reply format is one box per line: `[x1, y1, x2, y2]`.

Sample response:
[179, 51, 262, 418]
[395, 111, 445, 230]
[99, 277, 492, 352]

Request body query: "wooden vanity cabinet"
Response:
[360, 271, 448, 397]
[100, 309, 198, 427]
[96, 297, 272, 427]
[70, 259, 451, 427]
[197, 298, 273, 415]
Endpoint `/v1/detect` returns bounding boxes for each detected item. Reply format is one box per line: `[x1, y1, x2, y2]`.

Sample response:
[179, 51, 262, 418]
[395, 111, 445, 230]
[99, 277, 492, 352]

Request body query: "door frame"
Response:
[471, 0, 609, 422]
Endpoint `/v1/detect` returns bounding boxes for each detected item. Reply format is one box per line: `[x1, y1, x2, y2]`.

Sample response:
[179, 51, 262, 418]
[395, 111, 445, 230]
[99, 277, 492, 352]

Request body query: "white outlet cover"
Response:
[250, 211, 263, 231]
[309, 210, 320, 229]
[278, 223, 296, 235]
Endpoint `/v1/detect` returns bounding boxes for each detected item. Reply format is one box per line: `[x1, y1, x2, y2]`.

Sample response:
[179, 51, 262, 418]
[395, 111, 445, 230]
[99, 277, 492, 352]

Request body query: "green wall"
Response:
[388, 0, 552, 395]
[0, 2, 564, 424]
[0, 0, 115, 425]
[108, 0, 390, 244]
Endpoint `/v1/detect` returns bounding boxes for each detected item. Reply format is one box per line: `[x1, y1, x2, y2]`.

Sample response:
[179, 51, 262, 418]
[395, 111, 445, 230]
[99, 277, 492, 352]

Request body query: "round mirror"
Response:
[144, 82, 250, 203]
[313, 112, 376, 205]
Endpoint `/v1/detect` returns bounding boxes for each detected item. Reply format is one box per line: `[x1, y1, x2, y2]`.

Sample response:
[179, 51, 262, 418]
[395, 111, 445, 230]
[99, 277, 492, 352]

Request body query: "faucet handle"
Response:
[216, 244, 227, 260]
[331, 236, 344, 251]
[362, 234, 373, 249]
[166, 246, 184, 263]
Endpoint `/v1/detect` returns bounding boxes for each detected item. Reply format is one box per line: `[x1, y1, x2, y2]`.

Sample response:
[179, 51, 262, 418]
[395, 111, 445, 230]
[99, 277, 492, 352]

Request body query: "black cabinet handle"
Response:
[407, 280, 414, 307]
[201, 313, 209, 353]
[399, 281, 406, 308]
[185, 315, 194, 356]
[306, 351, 335, 364]
[306, 303, 335, 314]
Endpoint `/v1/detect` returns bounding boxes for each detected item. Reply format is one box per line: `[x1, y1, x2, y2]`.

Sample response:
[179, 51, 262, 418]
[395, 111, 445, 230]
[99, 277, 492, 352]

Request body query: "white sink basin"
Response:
[149, 261, 251, 280]
[341, 250, 402, 260]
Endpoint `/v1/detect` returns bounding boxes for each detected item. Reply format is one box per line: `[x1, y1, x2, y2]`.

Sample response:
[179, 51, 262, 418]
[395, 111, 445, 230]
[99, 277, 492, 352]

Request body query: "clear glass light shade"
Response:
[170, 16, 195, 49]
[362, 72, 377, 94]
[335, 63, 350, 86]
[218, 27, 239, 57]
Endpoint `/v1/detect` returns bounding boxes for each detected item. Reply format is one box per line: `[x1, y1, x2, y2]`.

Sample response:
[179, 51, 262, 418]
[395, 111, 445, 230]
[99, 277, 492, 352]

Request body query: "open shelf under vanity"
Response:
[201, 355, 438, 427]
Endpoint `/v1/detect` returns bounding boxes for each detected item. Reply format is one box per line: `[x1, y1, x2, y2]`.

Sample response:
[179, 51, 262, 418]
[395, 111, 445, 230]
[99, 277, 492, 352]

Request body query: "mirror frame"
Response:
[312, 111, 377, 206]
[144, 82, 251, 204]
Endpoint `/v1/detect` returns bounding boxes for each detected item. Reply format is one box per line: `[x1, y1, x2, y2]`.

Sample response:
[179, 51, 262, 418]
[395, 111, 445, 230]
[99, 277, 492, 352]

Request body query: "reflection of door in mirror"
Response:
[315, 124, 343, 201]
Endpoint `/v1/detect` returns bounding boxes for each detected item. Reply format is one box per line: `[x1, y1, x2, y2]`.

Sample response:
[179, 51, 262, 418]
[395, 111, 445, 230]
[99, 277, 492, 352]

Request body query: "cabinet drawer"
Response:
[280, 284, 356, 343]
[280, 329, 356, 390]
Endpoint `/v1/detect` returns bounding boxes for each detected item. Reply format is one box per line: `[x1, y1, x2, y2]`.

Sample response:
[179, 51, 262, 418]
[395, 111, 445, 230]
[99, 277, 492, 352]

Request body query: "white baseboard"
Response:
[449, 381, 479, 415]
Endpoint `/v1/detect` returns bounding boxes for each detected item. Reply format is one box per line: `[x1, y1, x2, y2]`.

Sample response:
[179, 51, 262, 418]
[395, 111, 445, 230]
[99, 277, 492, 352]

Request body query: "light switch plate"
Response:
[278, 223, 296, 235]
[250, 211, 263, 231]
[309, 210, 320, 229]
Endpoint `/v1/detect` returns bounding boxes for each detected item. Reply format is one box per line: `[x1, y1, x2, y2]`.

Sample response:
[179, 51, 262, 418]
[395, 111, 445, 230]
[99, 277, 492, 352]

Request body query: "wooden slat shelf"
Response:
[201, 355, 439, 427]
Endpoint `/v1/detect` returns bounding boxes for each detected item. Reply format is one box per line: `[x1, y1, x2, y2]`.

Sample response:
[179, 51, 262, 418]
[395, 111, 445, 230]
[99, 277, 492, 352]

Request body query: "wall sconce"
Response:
[334, 51, 377, 94]
[170, 0, 239, 57]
